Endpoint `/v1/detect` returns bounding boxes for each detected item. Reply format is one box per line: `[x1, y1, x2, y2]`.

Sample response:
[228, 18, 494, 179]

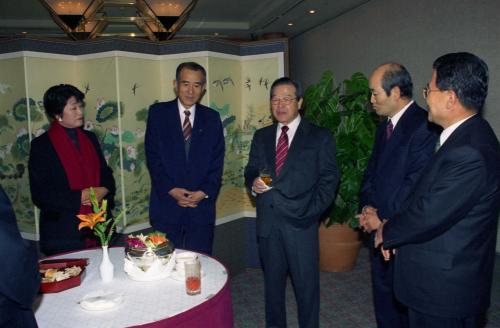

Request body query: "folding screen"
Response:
[0, 38, 286, 238]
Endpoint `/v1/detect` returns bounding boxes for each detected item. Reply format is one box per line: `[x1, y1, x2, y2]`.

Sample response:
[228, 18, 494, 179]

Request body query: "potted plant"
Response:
[303, 71, 377, 271]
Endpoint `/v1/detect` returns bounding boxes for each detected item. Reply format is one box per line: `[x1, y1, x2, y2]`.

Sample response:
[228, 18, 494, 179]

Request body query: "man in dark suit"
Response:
[0, 185, 40, 328]
[370, 52, 500, 327]
[358, 63, 439, 328]
[145, 62, 225, 255]
[244, 77, 339, 327]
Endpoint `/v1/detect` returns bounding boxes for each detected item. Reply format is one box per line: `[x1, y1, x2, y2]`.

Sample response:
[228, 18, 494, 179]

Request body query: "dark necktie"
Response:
[386, 119, 393, 141]
[275, 126, 289, 176]
[183, 110, 192, 141]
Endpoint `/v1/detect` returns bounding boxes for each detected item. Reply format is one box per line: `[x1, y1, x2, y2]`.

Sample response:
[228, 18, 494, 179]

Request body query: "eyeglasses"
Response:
[270, 97, 297, 105]
[422, 85, 441, 99]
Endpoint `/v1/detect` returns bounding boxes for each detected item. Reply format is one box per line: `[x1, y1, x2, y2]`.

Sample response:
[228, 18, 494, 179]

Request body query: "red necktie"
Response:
[183, 110, 192, 141]
[386, 119, 393, 141]
[275, 126, 289, 176]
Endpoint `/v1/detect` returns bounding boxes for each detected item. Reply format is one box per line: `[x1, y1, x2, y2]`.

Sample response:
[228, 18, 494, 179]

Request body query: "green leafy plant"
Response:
[303, 71, 377, 228]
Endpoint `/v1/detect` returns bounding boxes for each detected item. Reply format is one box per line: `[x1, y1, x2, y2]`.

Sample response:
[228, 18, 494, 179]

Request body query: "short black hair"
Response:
[43, 84, 85, 120]
[380, 63, 413, 98]
[175, 62, 207, 83]
[270, 77, 303, 100]
[433, 52, 489, 112]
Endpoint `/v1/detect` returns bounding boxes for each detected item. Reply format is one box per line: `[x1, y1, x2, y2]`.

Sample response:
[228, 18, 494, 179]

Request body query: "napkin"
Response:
[79, 290, 124, 311]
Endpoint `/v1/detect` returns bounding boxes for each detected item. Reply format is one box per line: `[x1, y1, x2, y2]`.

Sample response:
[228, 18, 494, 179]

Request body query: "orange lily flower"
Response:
[77, 210, 106, 230]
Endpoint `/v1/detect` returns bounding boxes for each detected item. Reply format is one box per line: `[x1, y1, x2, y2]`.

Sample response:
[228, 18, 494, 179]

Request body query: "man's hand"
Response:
[169, 188, 207, 208]
[184, 191, 207, 207]
[381, 246, 392, 261]
[357, 206, 381, 233]
[252, 177, 270, 194]
[169, 188, 193, 207]
[374, 219, 387, 248]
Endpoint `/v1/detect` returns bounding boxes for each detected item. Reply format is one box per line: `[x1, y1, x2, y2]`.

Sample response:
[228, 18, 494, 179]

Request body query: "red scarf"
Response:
[48, 121, 101, 214]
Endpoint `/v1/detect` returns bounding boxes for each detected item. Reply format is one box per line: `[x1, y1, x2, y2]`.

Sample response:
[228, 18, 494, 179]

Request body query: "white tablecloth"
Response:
[34, 247, 228, 328]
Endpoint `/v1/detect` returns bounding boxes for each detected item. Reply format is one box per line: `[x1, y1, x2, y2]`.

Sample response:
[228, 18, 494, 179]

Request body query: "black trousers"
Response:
[258, 222, 319, 328]
[371, 248, 409, 328]
[409, 308, 484, 328]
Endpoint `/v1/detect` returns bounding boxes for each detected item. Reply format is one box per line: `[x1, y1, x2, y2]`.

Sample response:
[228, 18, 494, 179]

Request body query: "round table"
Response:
[34, 247, 233, 328]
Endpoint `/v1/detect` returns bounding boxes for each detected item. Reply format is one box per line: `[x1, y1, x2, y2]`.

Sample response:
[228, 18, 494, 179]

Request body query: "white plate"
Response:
[79, 290, 124, 311]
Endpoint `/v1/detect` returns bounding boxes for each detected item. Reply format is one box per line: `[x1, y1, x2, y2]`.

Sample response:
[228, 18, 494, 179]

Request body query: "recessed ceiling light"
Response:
[130, 33, 136, 37]
[287, 22, 294, 26]
[308, 9, 316, 14]
[21, 31, 28, 34]
[214, 32, 219, 36]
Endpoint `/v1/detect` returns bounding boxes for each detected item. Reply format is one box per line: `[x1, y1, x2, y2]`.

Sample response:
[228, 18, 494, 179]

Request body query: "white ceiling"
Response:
[0, 0, 370, 40]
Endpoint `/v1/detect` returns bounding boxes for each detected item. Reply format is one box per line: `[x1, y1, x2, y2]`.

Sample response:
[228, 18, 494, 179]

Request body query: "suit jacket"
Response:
[0, 186, 40, 327]
[244, 118, 340, 236]
[360, 102, 439, 220]
[28, 129, 115, 255]
[383, 115, 500, 318]
[145, 99, 224, 231]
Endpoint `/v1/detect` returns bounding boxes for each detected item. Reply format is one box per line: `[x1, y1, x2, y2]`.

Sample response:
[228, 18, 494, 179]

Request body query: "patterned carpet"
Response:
[231, 247, 500, 328]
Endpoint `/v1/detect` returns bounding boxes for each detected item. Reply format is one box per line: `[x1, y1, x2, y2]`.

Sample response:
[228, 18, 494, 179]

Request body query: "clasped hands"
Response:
[357, 205, 393, 261]
[169, 188, 207, 208]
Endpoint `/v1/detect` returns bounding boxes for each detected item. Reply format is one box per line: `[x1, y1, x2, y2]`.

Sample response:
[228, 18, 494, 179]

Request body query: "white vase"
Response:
[99, 245, 114, 283]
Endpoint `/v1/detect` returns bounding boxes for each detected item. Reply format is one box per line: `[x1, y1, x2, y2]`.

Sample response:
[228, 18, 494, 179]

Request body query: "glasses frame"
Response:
[270, 97, 297, 105]
[422, 85, 442, 99]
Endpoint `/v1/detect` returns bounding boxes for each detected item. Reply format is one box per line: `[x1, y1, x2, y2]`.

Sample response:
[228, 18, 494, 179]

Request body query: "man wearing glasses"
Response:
[358, 63, 439, 328]
[369, 53, 500, 327]
[245, 77, 339, 327]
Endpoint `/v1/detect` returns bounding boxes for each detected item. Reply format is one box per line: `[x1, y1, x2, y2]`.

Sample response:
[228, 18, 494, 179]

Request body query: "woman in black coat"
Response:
[28, 84, 115, 255]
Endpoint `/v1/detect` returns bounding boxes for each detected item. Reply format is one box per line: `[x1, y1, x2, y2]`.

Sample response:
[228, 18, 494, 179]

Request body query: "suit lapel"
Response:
[376, 104, 417, 169]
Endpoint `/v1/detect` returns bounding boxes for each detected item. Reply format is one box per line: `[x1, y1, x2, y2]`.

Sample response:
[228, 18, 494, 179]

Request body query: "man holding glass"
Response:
[245, 77, 339, 327]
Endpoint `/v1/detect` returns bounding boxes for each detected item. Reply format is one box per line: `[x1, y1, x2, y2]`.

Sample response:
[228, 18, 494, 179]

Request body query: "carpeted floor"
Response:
[231, 247, 500, 328]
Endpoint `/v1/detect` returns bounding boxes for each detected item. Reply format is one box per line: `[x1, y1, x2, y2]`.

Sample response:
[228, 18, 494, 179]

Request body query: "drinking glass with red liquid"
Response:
[185, 260, 201, 295]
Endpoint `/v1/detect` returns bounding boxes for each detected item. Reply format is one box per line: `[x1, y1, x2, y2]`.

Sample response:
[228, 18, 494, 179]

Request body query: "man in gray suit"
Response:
[245, 77, 339, 327]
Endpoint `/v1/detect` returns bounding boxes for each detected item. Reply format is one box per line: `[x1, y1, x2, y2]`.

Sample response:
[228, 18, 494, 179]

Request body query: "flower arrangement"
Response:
[76, 187, 124, 246]
[125, 231, 168, 249]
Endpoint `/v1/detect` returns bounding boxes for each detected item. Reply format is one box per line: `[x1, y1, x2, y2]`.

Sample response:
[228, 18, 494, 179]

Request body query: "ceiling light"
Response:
[308, 9, 316, 14]
[287, 22, 293, 26]
[38, 0, 199, 41]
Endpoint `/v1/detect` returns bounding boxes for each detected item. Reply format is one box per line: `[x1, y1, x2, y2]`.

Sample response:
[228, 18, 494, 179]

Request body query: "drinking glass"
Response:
[185, 260, 201, 295]
[260, 168, 272, 187]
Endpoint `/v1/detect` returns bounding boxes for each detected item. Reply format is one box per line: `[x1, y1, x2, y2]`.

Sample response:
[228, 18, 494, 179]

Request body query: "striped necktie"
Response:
[275, 126, 289, 176]
[183, 110, 192, 141]
[386, 119, 393, 141]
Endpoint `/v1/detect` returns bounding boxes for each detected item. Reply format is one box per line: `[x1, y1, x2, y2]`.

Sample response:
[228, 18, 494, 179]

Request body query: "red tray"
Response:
[39, 258, 88, 293]
[39, 258, 88, 270]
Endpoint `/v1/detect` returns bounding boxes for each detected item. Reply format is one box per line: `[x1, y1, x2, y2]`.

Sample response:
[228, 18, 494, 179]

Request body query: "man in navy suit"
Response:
[145, 62, 224, 254]
[0, 185, 40, 327]
[370, 53, 500, 327]
[358, 63, 439, 328]
[245, 77, 339, 327]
